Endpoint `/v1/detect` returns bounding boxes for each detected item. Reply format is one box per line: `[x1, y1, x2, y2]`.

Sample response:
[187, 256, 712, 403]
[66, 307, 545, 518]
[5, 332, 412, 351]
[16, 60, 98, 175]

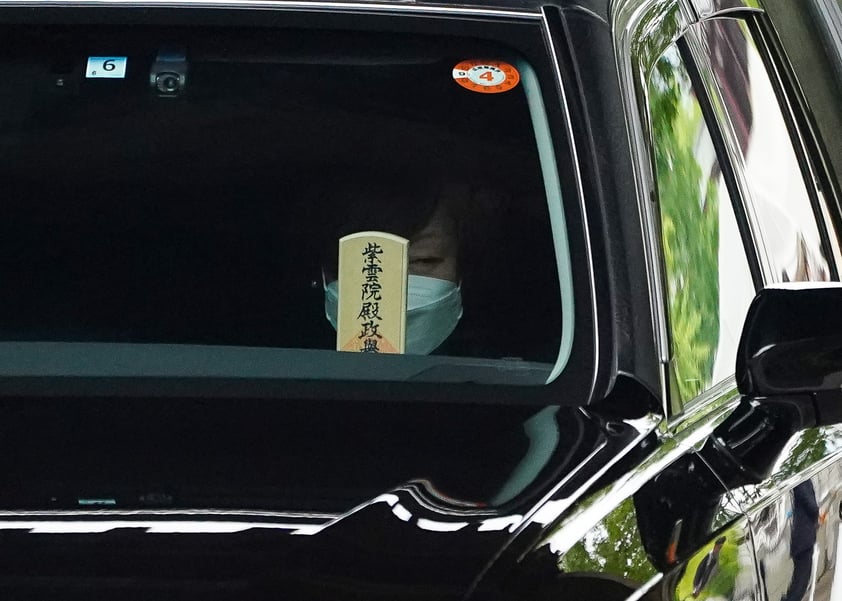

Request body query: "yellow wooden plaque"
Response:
[336, 231, 408, 354]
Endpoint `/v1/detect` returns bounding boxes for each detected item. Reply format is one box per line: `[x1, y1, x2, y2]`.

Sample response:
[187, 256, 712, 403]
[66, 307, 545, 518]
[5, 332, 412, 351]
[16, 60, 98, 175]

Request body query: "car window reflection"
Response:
[647, 43, 755, 407]
[703, 18, 831, 283]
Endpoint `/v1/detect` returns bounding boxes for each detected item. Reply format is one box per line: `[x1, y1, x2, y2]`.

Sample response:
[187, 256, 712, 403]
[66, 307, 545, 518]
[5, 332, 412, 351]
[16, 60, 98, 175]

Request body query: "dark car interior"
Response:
[0, 25, 562, 366]
[0, 23, 580, 521]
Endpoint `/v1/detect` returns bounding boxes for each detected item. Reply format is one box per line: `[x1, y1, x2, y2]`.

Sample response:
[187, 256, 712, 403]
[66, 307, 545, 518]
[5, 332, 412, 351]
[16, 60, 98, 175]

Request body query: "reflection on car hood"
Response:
[0, 485, 535, 600]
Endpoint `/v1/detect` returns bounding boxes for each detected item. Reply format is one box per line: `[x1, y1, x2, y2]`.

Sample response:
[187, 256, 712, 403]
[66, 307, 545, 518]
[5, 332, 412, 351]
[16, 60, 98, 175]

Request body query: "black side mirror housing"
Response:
[704, 284, 842, 488]
[737, 283, 842, 425]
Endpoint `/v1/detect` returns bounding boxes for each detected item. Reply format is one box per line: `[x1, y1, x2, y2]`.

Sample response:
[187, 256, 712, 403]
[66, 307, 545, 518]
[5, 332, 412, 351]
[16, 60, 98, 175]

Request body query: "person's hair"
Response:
[316, 167, 445, 275]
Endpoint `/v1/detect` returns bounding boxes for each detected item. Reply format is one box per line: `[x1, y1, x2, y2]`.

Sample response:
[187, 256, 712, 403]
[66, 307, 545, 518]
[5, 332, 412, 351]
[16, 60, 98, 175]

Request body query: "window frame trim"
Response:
[540, 6, 599, 397]
[0, 0, 542, 20]
[688, 0, 763, 19]
[612, 0, 697, 416]
[617, 0, 766, 420]
[650, 34, 760, 418]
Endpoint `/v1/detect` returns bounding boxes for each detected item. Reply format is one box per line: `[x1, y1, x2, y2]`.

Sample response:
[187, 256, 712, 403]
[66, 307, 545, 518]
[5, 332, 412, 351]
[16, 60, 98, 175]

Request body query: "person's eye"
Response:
[410, 257, 444, 266]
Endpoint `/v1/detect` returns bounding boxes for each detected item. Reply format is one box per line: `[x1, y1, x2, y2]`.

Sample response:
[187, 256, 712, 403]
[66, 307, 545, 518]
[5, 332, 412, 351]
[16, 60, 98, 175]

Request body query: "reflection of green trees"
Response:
[560, 498, 656, 584]
[649, 47, 721, 403]
[558, 495, 750, 600]
[783, 429, 828, 475]
[674, 532, 742, 601]
[769, 427, 839, 483]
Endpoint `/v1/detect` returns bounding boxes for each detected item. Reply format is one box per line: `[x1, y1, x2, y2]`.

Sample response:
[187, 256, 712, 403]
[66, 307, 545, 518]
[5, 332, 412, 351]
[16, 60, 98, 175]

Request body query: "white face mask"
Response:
[324, 275, 462, 355]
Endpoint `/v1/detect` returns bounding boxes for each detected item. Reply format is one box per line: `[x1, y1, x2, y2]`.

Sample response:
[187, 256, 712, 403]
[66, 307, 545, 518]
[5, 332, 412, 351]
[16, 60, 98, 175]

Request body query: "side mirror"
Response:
[702, 284, 842, 488]
[737, 283, 842, 425]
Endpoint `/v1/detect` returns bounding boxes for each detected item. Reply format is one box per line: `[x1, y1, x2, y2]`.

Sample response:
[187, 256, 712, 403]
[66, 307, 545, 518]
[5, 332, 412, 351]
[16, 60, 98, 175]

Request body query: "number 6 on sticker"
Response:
[86, 57, 128, 79]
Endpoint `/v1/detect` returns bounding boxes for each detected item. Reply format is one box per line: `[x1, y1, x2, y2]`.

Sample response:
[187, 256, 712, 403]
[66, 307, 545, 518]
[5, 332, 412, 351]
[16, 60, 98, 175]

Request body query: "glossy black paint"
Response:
[737, 285, 842, 399]
[0, 4, 639, 596]
[0, 1, 840, 600]
[701, 398, 814, 486]
[0, 396, 617, 599]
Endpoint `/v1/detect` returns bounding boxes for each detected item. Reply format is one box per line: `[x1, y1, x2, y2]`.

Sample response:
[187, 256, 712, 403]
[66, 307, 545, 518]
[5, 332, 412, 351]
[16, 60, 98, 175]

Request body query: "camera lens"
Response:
[156, 72, 182, 94]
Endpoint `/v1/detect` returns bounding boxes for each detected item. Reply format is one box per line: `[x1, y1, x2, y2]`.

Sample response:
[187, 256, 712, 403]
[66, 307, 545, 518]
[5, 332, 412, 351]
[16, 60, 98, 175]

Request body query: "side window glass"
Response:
[647, 43, 756, 409]
[703, 18, 831, 282]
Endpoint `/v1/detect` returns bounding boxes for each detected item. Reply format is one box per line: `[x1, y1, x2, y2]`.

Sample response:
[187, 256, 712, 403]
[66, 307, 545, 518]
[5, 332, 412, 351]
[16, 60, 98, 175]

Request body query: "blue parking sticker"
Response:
[86, 56, 128, 79]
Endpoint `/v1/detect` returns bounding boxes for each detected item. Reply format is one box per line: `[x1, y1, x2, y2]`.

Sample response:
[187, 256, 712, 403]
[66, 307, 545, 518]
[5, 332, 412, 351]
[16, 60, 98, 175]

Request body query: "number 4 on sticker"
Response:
[86, 57, 128, 79]
[452, 60, 519, 94]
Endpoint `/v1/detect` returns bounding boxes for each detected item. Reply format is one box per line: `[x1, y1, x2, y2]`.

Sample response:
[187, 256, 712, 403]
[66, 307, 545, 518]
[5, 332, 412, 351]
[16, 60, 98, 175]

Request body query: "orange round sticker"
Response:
[452, 60, 520, 94]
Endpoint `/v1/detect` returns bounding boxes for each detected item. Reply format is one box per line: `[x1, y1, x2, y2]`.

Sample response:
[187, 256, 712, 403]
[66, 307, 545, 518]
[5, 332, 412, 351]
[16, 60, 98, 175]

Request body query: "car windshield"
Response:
[0, 25, 571, 386]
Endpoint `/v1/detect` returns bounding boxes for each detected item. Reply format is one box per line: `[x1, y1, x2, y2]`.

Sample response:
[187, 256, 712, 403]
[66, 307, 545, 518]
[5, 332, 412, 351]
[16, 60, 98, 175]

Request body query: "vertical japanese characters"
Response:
[336, 232, 408, 354]
[358, 242, 384, 353]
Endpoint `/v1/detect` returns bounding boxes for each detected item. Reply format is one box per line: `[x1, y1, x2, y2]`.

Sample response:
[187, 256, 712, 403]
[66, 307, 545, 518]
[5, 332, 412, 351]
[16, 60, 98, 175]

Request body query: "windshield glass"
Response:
[0, 25, 569, 385]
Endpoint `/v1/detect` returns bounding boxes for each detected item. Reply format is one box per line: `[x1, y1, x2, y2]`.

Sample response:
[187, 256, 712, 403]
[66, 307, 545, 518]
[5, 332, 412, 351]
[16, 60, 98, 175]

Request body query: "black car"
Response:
[0, 0, 841, 599]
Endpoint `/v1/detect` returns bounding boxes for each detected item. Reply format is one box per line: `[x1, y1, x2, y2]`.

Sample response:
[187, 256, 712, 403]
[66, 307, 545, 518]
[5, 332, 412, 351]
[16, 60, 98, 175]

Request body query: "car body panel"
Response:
[0, 0, 840, 600]
[0, 395, 659, 600]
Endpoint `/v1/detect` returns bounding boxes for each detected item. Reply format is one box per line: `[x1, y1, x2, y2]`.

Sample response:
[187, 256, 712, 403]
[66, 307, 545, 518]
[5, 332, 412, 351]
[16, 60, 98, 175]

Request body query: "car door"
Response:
[683, 5, 842, 601]
[499, 2, 842, 600]
[612, 0, 767, 598]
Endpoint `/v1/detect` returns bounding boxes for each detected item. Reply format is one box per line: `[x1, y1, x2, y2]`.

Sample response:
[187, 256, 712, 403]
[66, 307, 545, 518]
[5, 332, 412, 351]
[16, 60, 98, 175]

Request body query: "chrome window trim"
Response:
[0, 0, 541, 19]
[613, 0, 695, 79]
[610, 0, 695, 414]
[662, 374, 741, 437]
[690, 0, 763, 19]
[540, 7, 599, 399]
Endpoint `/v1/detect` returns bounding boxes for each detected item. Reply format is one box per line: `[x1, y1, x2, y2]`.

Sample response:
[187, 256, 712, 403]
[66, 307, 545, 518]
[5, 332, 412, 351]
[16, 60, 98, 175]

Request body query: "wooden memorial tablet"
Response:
[336, 232, 409, 354]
